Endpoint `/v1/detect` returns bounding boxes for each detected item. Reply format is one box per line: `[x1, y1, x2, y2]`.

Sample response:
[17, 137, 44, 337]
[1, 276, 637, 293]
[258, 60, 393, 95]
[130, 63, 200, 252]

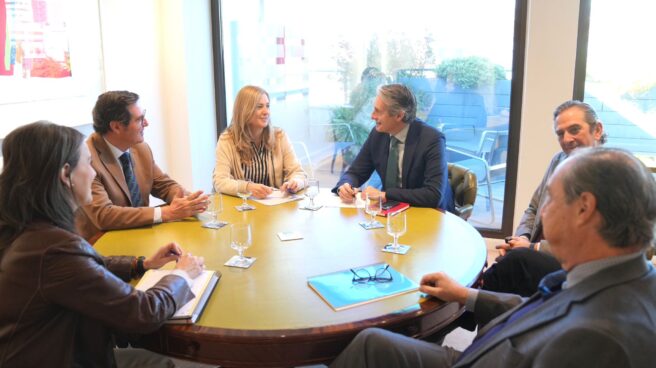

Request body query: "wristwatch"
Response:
[136, 256, 146, 276]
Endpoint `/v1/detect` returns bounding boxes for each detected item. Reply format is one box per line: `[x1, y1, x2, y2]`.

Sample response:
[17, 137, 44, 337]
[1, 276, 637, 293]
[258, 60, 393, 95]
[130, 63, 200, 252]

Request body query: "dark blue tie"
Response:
[385, 137, 400, 190]
[119, 152, 142, 207]
[456, 270, 567, 362]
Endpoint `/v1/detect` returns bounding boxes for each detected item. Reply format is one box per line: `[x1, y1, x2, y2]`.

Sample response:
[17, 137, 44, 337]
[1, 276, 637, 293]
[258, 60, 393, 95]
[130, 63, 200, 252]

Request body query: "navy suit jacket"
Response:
[333, 119, 454, 211]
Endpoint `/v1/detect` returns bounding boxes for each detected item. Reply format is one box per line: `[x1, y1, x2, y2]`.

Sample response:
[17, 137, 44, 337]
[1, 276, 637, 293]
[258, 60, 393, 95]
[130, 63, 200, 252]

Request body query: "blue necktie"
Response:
[457, 270, 567, 362]
[119, 152, 142, 207]
[385, 137, 400, 189]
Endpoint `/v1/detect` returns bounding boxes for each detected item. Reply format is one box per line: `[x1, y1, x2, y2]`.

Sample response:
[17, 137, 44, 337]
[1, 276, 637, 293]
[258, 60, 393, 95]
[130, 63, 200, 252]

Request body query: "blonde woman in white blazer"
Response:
[213, 85, 306, 198]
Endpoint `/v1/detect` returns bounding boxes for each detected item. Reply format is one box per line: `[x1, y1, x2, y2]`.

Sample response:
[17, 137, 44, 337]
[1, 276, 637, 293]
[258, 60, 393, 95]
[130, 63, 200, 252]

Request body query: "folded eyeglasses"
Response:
[350, 264, 393, 284]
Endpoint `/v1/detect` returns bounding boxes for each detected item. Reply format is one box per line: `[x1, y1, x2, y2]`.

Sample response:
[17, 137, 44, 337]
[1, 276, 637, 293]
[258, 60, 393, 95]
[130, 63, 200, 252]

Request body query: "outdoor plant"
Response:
[330, 105, 370, 163]
[437, 56, 505, 89]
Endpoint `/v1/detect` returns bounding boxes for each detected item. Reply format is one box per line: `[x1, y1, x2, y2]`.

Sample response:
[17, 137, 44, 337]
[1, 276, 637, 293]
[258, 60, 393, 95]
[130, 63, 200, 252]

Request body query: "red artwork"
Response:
[0, 0, 71, 79]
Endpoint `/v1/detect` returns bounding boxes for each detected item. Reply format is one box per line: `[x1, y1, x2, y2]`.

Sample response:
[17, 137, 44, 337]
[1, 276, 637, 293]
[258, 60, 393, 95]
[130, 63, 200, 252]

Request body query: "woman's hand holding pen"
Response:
[248, 182, 273, 199]
[144, 242, 205, 278]
[280, 179, 301, 194]
[175, 252, 205, 279]
[143, 242, 184, 269]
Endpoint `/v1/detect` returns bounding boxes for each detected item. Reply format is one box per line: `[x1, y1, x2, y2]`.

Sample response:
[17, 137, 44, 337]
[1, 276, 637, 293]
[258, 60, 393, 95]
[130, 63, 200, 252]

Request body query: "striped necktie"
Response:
[119, 152, 142, 207]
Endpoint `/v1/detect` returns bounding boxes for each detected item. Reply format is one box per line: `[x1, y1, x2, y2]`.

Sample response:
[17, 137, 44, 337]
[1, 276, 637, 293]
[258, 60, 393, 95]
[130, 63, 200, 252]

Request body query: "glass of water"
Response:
[236, 181, 255, 211]
[230, 223, 252, 266]
[386, 210, 407, 252]
[204, 192, 228, 228]
[303, 178, 321, 210]
[364, 192, 383, 229]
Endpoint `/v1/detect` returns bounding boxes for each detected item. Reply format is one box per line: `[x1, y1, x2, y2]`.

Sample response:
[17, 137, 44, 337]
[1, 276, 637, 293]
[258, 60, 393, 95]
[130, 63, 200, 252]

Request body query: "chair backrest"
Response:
[476, 130, 509, 165]
[290, 140, 314, 179]
[448, 163, 478, 220]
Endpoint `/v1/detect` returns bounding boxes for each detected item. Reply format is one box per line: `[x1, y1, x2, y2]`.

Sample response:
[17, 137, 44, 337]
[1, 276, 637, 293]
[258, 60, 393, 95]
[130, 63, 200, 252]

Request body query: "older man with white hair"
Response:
[331, 147, 656, 368]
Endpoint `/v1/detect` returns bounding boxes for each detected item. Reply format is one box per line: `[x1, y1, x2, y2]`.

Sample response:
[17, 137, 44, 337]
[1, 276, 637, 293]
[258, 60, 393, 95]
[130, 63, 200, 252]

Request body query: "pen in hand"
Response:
[350, 187, 360, 203]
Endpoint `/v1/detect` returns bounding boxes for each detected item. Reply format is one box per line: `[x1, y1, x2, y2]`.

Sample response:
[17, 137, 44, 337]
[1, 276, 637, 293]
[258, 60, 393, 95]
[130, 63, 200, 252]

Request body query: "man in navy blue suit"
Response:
[332, 84, 454, 211]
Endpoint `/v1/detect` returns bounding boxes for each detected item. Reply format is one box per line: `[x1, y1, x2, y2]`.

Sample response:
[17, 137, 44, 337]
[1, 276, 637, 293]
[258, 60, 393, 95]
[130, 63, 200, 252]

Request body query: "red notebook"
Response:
[378, 200, 410, 217]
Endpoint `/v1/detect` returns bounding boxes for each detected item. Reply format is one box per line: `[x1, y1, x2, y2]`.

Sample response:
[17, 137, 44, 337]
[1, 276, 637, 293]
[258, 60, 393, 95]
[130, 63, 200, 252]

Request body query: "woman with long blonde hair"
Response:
[214, 85, 306, 198]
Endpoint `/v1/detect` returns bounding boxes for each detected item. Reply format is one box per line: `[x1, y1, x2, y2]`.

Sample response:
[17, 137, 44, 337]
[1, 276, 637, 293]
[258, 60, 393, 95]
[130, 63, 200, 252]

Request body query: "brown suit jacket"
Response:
[76, 132, 184, 241]
[0, 222, 193, 367]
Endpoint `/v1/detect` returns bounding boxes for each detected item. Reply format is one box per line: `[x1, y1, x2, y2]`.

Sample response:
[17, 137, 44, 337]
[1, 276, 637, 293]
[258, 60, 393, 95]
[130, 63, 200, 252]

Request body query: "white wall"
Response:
[156, 0, 217, 192]
[98, 0, 167, 172]
[99, 0, 216, 192]
[513, 0, 581, 229]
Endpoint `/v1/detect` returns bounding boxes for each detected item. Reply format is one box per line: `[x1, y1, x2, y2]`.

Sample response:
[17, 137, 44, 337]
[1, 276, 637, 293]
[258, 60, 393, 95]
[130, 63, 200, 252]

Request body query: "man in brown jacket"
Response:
[76, 91, 208, 241]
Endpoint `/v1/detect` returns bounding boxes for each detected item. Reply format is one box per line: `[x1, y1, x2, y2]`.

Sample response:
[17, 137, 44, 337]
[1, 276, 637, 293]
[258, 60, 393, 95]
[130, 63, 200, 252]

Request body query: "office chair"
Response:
[448, 163, 477, 221]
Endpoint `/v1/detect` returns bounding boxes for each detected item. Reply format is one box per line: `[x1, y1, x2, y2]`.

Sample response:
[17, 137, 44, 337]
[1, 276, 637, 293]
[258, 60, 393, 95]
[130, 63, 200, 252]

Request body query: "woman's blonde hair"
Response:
[226, 85, 275, 164]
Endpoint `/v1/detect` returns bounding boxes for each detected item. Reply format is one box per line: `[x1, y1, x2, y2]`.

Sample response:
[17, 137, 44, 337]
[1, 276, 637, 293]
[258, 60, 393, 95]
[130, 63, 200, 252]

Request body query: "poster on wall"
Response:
[0, 0, 72, 79]
[0, 0, 103, 137]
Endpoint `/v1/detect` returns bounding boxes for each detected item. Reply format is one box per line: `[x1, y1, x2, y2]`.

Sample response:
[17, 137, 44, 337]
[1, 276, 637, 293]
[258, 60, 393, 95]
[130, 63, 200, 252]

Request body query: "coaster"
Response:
[224, 255, 256, 268]
[235, 205, 256, 212]
[359, 221, 384, 230]
[201, 221, 228, 229]
[277, 231, 303, 241]
[381, 244, 411, 255]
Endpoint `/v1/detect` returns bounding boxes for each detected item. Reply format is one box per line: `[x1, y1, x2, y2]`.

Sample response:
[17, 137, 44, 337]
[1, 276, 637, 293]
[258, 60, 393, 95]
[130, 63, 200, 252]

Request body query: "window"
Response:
[213, 0, 524, 231]
[578, 0, 656, 165]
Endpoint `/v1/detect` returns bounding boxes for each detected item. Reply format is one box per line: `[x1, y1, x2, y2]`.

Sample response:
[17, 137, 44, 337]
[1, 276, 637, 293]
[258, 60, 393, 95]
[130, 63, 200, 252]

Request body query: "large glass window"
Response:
[581, 0, 656, 167]
[217, 0, 520, 229]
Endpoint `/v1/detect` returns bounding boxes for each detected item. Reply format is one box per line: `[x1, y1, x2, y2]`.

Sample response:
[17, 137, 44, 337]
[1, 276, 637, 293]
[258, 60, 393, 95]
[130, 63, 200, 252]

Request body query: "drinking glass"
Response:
[205, 192, 228, 228]
[304, 178, 321, 210]
[230, 223, 252, 266]
[386, 210, 407, 251]
[364, 193, 383, 228]
[236, 181, 255, 211]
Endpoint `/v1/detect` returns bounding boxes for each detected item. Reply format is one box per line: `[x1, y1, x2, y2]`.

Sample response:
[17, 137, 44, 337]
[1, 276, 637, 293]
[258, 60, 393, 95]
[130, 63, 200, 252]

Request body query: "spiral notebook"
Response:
[307, 263, 418, 311]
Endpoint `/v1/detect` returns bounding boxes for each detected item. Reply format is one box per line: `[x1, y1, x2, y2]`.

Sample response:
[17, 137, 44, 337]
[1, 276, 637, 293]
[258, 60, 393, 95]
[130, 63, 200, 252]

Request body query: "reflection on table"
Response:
[94, 194, 486, 367]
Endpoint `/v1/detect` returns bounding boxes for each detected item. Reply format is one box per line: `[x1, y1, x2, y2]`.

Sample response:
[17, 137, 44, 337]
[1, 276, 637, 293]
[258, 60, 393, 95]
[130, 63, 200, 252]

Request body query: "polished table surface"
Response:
[95, 194, 486, 367]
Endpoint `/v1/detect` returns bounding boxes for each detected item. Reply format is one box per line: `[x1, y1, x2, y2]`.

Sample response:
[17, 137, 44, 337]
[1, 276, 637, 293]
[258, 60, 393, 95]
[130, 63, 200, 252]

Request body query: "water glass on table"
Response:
[300, 178, 322, 211]
[359, 192, 384, 230]
[225, 223, 256, 268]
[203, 192, 228, 229]
[236, 181, 255, 211]
[383, 210, 410, 254]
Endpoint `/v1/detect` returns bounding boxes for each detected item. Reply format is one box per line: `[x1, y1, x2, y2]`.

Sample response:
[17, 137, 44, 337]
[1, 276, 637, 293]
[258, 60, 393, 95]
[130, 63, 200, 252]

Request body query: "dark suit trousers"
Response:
[481, 248, 561, 297]
[330, 328, 460, 368]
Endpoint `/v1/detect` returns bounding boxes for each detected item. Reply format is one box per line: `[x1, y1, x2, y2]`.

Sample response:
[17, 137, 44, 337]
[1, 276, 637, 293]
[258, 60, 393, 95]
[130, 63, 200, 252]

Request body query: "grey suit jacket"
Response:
[514, 151, 567, 253]
[75, 133, 184, 241]
[456, 254, 656, 367]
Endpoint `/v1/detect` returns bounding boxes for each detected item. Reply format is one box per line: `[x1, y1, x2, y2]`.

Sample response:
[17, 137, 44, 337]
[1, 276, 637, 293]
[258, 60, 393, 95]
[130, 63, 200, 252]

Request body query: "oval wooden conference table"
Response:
[94, 193, 487, 367]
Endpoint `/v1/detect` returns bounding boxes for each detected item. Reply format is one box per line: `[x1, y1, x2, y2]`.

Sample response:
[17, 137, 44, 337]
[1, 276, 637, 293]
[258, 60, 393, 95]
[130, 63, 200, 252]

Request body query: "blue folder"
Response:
[307, 263, 419, 311]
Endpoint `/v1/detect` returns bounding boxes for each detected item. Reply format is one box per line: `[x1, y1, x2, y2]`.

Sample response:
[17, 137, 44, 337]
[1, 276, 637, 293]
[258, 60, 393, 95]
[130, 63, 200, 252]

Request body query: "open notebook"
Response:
[135, 269, 220, 324]
[308, 263, 418, 311]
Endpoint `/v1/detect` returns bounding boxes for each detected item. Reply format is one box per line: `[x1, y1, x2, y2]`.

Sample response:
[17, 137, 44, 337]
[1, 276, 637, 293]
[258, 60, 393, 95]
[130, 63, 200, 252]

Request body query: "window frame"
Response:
[573, 0, 591, 100]
[209, 0, 528, 237]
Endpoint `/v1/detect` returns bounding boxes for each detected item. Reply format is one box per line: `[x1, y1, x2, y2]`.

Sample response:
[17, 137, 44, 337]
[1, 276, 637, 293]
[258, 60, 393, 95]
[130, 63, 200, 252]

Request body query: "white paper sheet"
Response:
[250, 190, 304, 206]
